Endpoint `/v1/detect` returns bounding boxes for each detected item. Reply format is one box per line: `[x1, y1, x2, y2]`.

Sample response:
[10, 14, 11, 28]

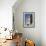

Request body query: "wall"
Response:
[0, 0, 16, 30]
[40, 0, 46, 46]
[0, 0, 17, 38]
[13, 0, 41, 46]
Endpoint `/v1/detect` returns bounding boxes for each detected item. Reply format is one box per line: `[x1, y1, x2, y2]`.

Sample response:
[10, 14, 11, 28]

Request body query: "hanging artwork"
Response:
[23, 12, 35, 28]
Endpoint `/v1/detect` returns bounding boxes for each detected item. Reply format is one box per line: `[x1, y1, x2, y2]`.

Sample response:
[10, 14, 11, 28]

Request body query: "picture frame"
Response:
[23, 12, 35, 28]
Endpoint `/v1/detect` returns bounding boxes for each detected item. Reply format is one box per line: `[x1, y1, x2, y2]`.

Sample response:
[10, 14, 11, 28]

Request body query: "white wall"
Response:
[13, 0, 41, 46]
[40, 0, 46, 46]
[0, 0, 16, 30]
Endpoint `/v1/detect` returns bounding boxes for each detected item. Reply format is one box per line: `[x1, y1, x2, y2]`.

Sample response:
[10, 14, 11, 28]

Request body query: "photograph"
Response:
[23, 12, 35, 28]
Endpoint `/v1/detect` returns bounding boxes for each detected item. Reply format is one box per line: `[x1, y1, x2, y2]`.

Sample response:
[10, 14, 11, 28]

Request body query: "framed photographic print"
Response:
[23, 12, 35, 28]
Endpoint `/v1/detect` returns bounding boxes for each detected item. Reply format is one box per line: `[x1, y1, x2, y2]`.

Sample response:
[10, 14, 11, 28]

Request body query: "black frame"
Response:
[23, 12, 35, 28]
